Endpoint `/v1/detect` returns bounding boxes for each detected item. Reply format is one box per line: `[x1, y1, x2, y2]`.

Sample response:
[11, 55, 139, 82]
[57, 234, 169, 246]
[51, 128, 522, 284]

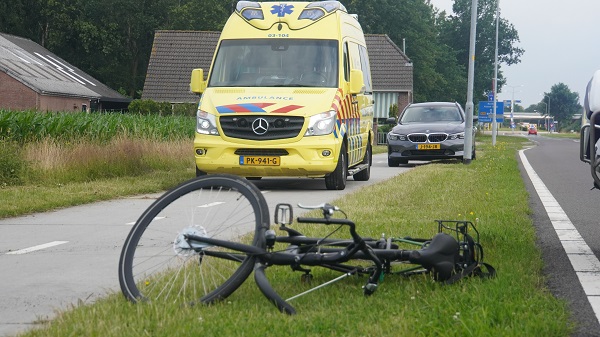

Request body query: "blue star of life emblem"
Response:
[271, 4, 294, 17]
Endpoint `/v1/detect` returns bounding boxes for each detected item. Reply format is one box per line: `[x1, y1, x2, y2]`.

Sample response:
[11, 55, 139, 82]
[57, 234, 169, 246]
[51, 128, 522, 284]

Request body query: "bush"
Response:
[388, 103, 399, 118]
[0, 140, 23, 186]
[128, 99, 173, 115]
[173, 103, 197, 117]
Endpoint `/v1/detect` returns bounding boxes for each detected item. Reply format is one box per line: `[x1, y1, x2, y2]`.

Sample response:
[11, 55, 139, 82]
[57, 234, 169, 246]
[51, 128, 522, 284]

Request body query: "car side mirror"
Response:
[349, 69, 365, 94]
[190, 68, 207, 94]
[385, 117, 397, 125]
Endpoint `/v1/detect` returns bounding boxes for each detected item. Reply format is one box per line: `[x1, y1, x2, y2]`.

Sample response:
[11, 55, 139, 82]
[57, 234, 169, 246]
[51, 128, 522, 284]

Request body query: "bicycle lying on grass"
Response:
[118, 174, 495, 314]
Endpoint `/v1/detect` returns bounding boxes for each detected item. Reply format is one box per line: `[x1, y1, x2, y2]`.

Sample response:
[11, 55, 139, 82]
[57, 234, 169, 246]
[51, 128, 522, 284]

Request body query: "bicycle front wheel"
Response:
[119, 174, 269, 305]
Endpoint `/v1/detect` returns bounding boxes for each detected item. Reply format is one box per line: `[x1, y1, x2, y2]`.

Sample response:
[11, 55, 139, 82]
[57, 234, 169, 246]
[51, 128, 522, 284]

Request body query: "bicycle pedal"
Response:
[300, 273, 313, 284]
[362, 282, 378, 295]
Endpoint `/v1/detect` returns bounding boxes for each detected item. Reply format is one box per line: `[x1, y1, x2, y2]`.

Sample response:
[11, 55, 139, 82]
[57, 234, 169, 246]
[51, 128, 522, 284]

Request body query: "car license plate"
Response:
[240, 156, 280, 166]
[417, 144, 440, 150]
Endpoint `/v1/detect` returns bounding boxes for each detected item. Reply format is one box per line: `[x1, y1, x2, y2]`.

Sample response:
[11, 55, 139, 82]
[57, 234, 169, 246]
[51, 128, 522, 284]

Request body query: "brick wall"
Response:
[0, 72, 37, 110]
[40, 95, 90, 112]
[0, 72, 90, 111]
[397, 91, 413, 112]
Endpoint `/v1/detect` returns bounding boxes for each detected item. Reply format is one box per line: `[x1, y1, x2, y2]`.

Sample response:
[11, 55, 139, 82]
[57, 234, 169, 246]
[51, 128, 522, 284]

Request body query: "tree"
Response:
[543, 83, 582, 130]
[439, 0, 524, 101]
[347, 0, 466, 102]
[164, 0, 231, 31]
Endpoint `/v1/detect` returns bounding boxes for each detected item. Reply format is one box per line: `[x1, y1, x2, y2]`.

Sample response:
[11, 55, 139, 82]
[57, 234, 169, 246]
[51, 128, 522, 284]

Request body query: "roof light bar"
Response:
[236, 1, 264, 20]
[299, 1, 346, 21]
[307, 1, 346, 13]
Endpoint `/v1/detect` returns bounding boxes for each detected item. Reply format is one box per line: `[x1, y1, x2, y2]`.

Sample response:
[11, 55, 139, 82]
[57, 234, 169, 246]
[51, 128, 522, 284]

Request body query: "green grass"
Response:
[0, 110, 195, 142]
[543, 132, 581, 139]
[17, 135, 574, 337]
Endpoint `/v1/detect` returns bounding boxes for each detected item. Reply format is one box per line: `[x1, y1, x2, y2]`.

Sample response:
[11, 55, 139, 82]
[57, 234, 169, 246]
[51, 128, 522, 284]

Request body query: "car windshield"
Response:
[208, 39, 338, 88]
[399, 106, 463, 124]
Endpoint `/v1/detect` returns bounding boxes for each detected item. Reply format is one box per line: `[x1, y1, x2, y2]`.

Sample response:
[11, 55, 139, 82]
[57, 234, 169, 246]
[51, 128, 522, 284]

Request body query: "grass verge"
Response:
[17, 134, 574, 336]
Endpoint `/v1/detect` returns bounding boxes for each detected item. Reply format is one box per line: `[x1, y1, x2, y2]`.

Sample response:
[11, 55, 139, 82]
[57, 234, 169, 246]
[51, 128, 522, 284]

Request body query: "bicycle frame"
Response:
[183, 203, 491, 315]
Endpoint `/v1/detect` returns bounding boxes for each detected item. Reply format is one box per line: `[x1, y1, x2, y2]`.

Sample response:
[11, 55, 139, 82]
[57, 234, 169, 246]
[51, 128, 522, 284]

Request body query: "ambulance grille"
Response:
[234, 149, 289, 156]
[220, 116, 305, 140]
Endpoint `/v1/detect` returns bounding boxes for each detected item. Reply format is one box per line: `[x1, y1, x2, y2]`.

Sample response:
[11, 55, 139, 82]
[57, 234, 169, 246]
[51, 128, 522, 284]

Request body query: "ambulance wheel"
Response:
[353, 143, 371, 181]
[196, 166, 207, 177]
[325, 143, 347, 190]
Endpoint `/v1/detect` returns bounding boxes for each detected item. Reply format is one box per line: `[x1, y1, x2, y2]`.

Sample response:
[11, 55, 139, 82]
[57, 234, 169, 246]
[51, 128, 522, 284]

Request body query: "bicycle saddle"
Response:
[409, 233, 459, 281]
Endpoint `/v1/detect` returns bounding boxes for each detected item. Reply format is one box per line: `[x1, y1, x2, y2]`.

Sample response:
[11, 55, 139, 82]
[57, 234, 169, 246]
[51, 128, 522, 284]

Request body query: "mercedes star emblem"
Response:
[252, 118, 269, 135]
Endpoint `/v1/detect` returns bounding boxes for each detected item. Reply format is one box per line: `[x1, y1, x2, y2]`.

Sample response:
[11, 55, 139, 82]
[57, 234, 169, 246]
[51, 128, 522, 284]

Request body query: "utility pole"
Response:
[463, 0, 478, 164]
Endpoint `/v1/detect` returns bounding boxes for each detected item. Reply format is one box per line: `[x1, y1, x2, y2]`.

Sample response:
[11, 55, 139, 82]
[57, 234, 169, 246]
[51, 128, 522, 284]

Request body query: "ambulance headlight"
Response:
[305, 111, 336, 136]
[196, 110, 219, 135]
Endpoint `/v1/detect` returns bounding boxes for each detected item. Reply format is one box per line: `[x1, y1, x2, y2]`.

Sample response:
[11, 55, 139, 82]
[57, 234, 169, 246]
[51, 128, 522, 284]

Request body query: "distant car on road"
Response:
[528, 125, 538, 135]
[386, 102, 477, 166]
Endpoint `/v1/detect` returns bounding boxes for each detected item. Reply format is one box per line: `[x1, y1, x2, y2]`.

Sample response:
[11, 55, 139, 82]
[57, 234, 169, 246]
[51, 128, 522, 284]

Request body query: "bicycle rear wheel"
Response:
[119, 174, 269, 305]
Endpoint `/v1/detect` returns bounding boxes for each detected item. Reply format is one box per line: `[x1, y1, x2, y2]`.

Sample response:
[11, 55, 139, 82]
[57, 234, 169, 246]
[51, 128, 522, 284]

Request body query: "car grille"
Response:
[234, 149, 289, 156]
[220, 116, 305, 140]
[408, 133, 448, 143]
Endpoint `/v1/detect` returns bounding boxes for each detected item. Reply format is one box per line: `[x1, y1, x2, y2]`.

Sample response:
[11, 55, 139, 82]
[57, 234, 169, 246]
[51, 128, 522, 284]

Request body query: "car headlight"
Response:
[448, 132, 464, 140]
[305, 111, 336, 136]
[196, 110, 219, 135]
[388, 132, 407, 141]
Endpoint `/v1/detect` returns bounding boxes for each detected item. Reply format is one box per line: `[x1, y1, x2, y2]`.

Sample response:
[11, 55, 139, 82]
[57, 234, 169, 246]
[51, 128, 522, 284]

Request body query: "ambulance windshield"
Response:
[208, 39, 338, 88]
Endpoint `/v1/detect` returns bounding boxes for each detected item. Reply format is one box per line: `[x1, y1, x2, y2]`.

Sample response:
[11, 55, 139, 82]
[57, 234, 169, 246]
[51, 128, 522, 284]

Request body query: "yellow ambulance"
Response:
[190, 1, 374, 190]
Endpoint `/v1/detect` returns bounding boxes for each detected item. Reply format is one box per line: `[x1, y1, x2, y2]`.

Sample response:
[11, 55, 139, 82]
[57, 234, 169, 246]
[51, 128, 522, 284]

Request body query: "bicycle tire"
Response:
[118, 174, 269, 305]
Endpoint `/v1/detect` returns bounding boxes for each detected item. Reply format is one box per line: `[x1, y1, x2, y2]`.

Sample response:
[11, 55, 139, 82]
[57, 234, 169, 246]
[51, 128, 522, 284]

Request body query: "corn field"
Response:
[0, 110, 195, 143]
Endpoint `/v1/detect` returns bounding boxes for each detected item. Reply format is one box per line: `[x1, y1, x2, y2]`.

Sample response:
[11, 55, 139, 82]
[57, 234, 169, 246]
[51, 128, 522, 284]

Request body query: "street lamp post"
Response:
[463, 0, 478, 164]
[505, 85, 523, 113]
[539, 101, 548, 131]
[491, 0, 500, 146]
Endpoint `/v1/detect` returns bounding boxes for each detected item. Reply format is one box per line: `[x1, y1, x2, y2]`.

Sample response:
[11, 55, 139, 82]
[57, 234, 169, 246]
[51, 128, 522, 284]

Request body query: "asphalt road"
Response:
[516, 132, 600, 337]
[0, 152, 416, 337]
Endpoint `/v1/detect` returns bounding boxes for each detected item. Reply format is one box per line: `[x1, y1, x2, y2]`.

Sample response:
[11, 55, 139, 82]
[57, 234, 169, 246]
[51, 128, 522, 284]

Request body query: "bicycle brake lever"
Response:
[298, 203, 339, 211]
[298, 203, 339, 217]
[297, 203, 326, 210]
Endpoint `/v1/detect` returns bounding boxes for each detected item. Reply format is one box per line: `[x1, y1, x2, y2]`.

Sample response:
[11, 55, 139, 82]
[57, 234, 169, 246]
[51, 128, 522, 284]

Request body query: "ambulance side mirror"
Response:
[190, 69, 207, 94]
[349, 69, 365, 94]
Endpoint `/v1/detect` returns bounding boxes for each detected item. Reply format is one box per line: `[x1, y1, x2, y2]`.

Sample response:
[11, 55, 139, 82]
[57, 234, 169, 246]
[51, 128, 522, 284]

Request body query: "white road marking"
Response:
[6, 241, 69, 255]
[520, 149, 600, 323]
[197, 202, 225, 208]
[126, 217, 165, 225]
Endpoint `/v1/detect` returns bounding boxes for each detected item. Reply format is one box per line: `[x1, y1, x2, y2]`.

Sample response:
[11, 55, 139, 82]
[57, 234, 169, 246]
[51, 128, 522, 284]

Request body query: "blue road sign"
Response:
[478, 101, 504, 123]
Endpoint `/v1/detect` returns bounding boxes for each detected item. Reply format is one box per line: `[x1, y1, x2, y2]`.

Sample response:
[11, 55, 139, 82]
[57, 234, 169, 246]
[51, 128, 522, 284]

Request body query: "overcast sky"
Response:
[428, 0, 599, 110]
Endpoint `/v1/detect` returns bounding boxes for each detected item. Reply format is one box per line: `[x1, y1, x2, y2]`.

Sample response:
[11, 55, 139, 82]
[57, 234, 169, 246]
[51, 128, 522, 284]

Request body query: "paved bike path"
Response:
[0, 153, 410, 336]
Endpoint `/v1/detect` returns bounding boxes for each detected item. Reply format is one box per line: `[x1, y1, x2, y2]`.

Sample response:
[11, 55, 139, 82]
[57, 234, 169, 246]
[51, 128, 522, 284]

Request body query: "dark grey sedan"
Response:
[386, 102, 476, 166]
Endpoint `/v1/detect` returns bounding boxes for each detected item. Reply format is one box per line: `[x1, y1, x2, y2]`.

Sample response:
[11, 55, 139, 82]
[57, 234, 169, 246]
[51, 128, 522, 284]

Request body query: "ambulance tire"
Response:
[353, 143, 371, 181]
[325, 143, 348, 190]
[196, 166, 207, 177]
